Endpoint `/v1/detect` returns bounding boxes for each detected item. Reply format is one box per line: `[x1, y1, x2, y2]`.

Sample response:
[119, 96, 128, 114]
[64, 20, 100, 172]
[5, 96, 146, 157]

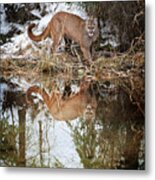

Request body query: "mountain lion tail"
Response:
[28, 23, 50, 42]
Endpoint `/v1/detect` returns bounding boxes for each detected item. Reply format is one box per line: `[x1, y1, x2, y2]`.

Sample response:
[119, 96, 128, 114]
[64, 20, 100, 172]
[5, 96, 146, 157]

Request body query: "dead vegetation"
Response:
[0, 51, 144, 116]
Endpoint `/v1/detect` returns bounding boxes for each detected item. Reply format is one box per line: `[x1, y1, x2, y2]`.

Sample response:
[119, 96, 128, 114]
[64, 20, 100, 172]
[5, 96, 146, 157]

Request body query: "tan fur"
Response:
[26, 82, 97, 121]
[28, 11, 99, 61]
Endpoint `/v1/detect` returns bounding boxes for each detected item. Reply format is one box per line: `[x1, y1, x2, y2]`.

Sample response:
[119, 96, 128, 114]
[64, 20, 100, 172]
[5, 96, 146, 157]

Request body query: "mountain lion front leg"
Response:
[51, 19, 64, 54]
[51, 31, 63, 54]
[81, 46, 92, 62]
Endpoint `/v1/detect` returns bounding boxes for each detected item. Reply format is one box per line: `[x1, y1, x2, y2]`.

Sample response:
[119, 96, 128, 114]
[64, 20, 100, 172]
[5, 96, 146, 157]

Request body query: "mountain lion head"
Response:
[83, 103, 97, 123]
[85, 16, 98, 38]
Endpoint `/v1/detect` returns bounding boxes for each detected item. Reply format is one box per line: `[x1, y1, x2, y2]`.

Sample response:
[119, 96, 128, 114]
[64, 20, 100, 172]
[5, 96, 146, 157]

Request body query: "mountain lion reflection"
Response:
[28, 11, 99, 61]
[26, 82, 97, 122]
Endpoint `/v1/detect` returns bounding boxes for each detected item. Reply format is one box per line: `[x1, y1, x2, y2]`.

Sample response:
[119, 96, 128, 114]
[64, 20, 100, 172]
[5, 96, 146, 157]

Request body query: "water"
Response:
[0, 75, 145, 169]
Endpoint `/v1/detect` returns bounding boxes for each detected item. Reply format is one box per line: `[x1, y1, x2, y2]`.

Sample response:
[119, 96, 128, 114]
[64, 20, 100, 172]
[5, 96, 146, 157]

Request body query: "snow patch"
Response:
[0, 4, 12, 34]
[1, 3, 87, 60]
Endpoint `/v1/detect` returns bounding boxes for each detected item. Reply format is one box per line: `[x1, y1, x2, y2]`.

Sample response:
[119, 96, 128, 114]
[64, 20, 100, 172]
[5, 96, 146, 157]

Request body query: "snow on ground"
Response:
[0, 3, 87, 60]
[0, 2, 119, 60]
[0, 4, 12, 34]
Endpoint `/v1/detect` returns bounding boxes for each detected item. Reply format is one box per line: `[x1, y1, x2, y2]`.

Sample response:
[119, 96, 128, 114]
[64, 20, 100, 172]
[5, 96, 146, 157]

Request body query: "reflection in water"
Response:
[69, 88, 144, 169]
[0, 76, 144, 169]
[26, 80, 97, 122]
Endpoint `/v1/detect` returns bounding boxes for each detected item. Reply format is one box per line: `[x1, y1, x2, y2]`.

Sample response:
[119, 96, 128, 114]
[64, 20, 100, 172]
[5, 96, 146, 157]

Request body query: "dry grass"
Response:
[1, 52, 144, 113]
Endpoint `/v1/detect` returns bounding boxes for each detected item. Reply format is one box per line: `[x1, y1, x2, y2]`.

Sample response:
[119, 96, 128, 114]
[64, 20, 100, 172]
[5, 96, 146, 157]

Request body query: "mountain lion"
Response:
[28, 11, 99, 61]
[26, 81, 97, 122]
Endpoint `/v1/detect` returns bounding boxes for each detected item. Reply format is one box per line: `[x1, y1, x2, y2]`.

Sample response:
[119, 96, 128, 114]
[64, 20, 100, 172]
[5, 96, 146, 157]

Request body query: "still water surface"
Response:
[0, 75, 144, 169]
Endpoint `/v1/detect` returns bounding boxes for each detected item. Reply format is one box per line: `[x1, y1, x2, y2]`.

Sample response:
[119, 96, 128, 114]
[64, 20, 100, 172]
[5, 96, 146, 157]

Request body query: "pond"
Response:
[0, 68, 145, 169]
